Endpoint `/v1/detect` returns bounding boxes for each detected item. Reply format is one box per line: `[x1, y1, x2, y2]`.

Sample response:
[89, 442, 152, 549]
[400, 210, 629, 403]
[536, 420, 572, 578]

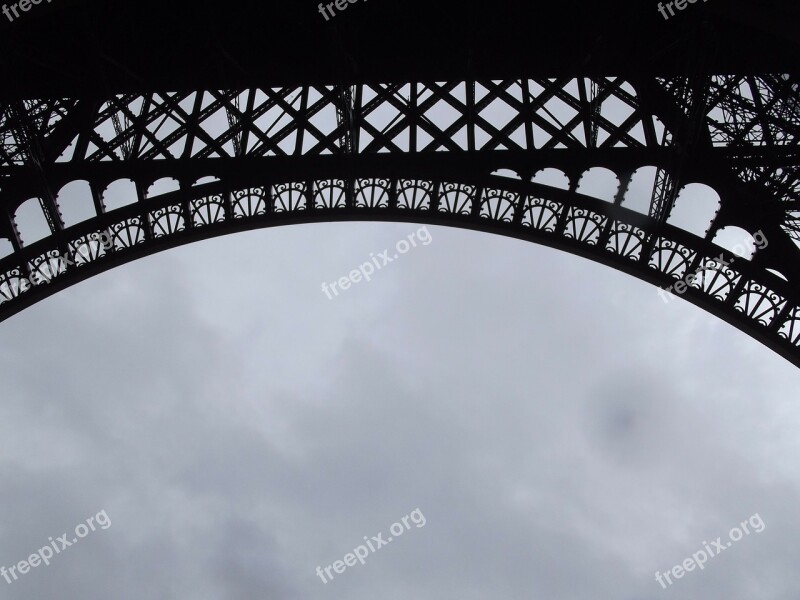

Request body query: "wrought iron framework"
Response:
[1, 66, 799, 363]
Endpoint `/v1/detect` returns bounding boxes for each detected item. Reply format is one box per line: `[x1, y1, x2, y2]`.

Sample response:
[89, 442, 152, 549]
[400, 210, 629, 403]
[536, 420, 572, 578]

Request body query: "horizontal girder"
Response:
[1, 172, 799, 367]
[0, 73, 798, 366]
[2, 76, 798, 264]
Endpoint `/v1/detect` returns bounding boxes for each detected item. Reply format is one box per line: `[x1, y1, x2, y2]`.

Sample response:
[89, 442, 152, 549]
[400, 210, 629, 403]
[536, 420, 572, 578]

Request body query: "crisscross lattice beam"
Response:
[0, 73, 799, 365]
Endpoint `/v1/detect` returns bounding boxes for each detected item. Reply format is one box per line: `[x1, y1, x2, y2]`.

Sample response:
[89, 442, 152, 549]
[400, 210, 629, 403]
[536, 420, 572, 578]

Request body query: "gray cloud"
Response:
[0, 222, 798, 599]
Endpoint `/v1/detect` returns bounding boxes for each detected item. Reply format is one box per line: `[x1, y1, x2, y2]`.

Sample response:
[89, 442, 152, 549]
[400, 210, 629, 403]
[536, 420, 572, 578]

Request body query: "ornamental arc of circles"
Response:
[0, 76, 799, 365]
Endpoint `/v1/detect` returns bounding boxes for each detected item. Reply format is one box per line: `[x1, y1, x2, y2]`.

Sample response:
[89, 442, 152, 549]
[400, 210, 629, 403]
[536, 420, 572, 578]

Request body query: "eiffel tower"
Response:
[1, 0, 799, 366]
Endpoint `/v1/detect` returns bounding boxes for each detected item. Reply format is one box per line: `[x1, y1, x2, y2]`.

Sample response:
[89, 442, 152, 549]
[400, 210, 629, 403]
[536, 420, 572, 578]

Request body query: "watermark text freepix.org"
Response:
[657, 0, 710, 20]
[1, 509, 111, 585]
[655, 512, 765, 589]
[3, 0, 55, 23]
[658, 230, 768, 304]
[318, 0, 367, 21]
[316, 508, 426, 584]
[1, 231, 114, 298]
[321, 226, 432, 300]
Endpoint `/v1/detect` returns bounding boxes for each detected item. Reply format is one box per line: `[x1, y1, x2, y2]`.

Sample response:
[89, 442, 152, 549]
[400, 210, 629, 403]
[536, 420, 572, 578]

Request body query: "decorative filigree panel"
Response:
[734, 282, 785, 327]
[233, 187, 268, 218]
[191, 195, 226, 227]
[439, 183, 476, 215]
[314, 180, 347, 209]
[272, 182, 306, 212]
[1, 173, 797, 366]
[150, 206, 185, 238]
[605, 222, 645, 261]
[397, 180, 433, 211]
[110, 218, 147, 249]
[649, 239, 696, 280]
[480, 188, 517, 222]
[355, 179, 390, 208]
[0, 73, 799, 367]
[563, 208, 606, 246]
[521, 197, 562, 232]
[689, 262, 741, 303]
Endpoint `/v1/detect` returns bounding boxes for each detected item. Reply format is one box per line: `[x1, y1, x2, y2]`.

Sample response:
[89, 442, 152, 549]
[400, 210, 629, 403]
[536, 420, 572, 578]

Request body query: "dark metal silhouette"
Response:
[0, 0, 798, 365]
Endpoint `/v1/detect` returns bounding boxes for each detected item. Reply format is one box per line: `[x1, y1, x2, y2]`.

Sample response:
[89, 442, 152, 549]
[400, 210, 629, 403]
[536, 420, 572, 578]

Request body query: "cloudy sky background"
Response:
[1, 204, 799, 599]
[0, 60, 798, 599]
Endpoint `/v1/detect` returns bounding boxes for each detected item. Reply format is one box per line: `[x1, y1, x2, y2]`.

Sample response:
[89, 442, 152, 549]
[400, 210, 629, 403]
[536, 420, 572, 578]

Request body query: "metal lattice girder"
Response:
[647, 74, 713, 224]
[701, 75, 800, 241]
[2, 77, 798, 237]
[2, 171, 800, 365]
[0, 74, 799, 366]
[0, 79, 671, 167]
[1, 101, 70, 237]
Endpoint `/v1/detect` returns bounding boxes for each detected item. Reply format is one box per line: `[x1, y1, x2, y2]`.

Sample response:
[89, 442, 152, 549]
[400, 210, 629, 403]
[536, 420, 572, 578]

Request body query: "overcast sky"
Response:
[0, 208, 799, 599]
[0, 38, 798, 596]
